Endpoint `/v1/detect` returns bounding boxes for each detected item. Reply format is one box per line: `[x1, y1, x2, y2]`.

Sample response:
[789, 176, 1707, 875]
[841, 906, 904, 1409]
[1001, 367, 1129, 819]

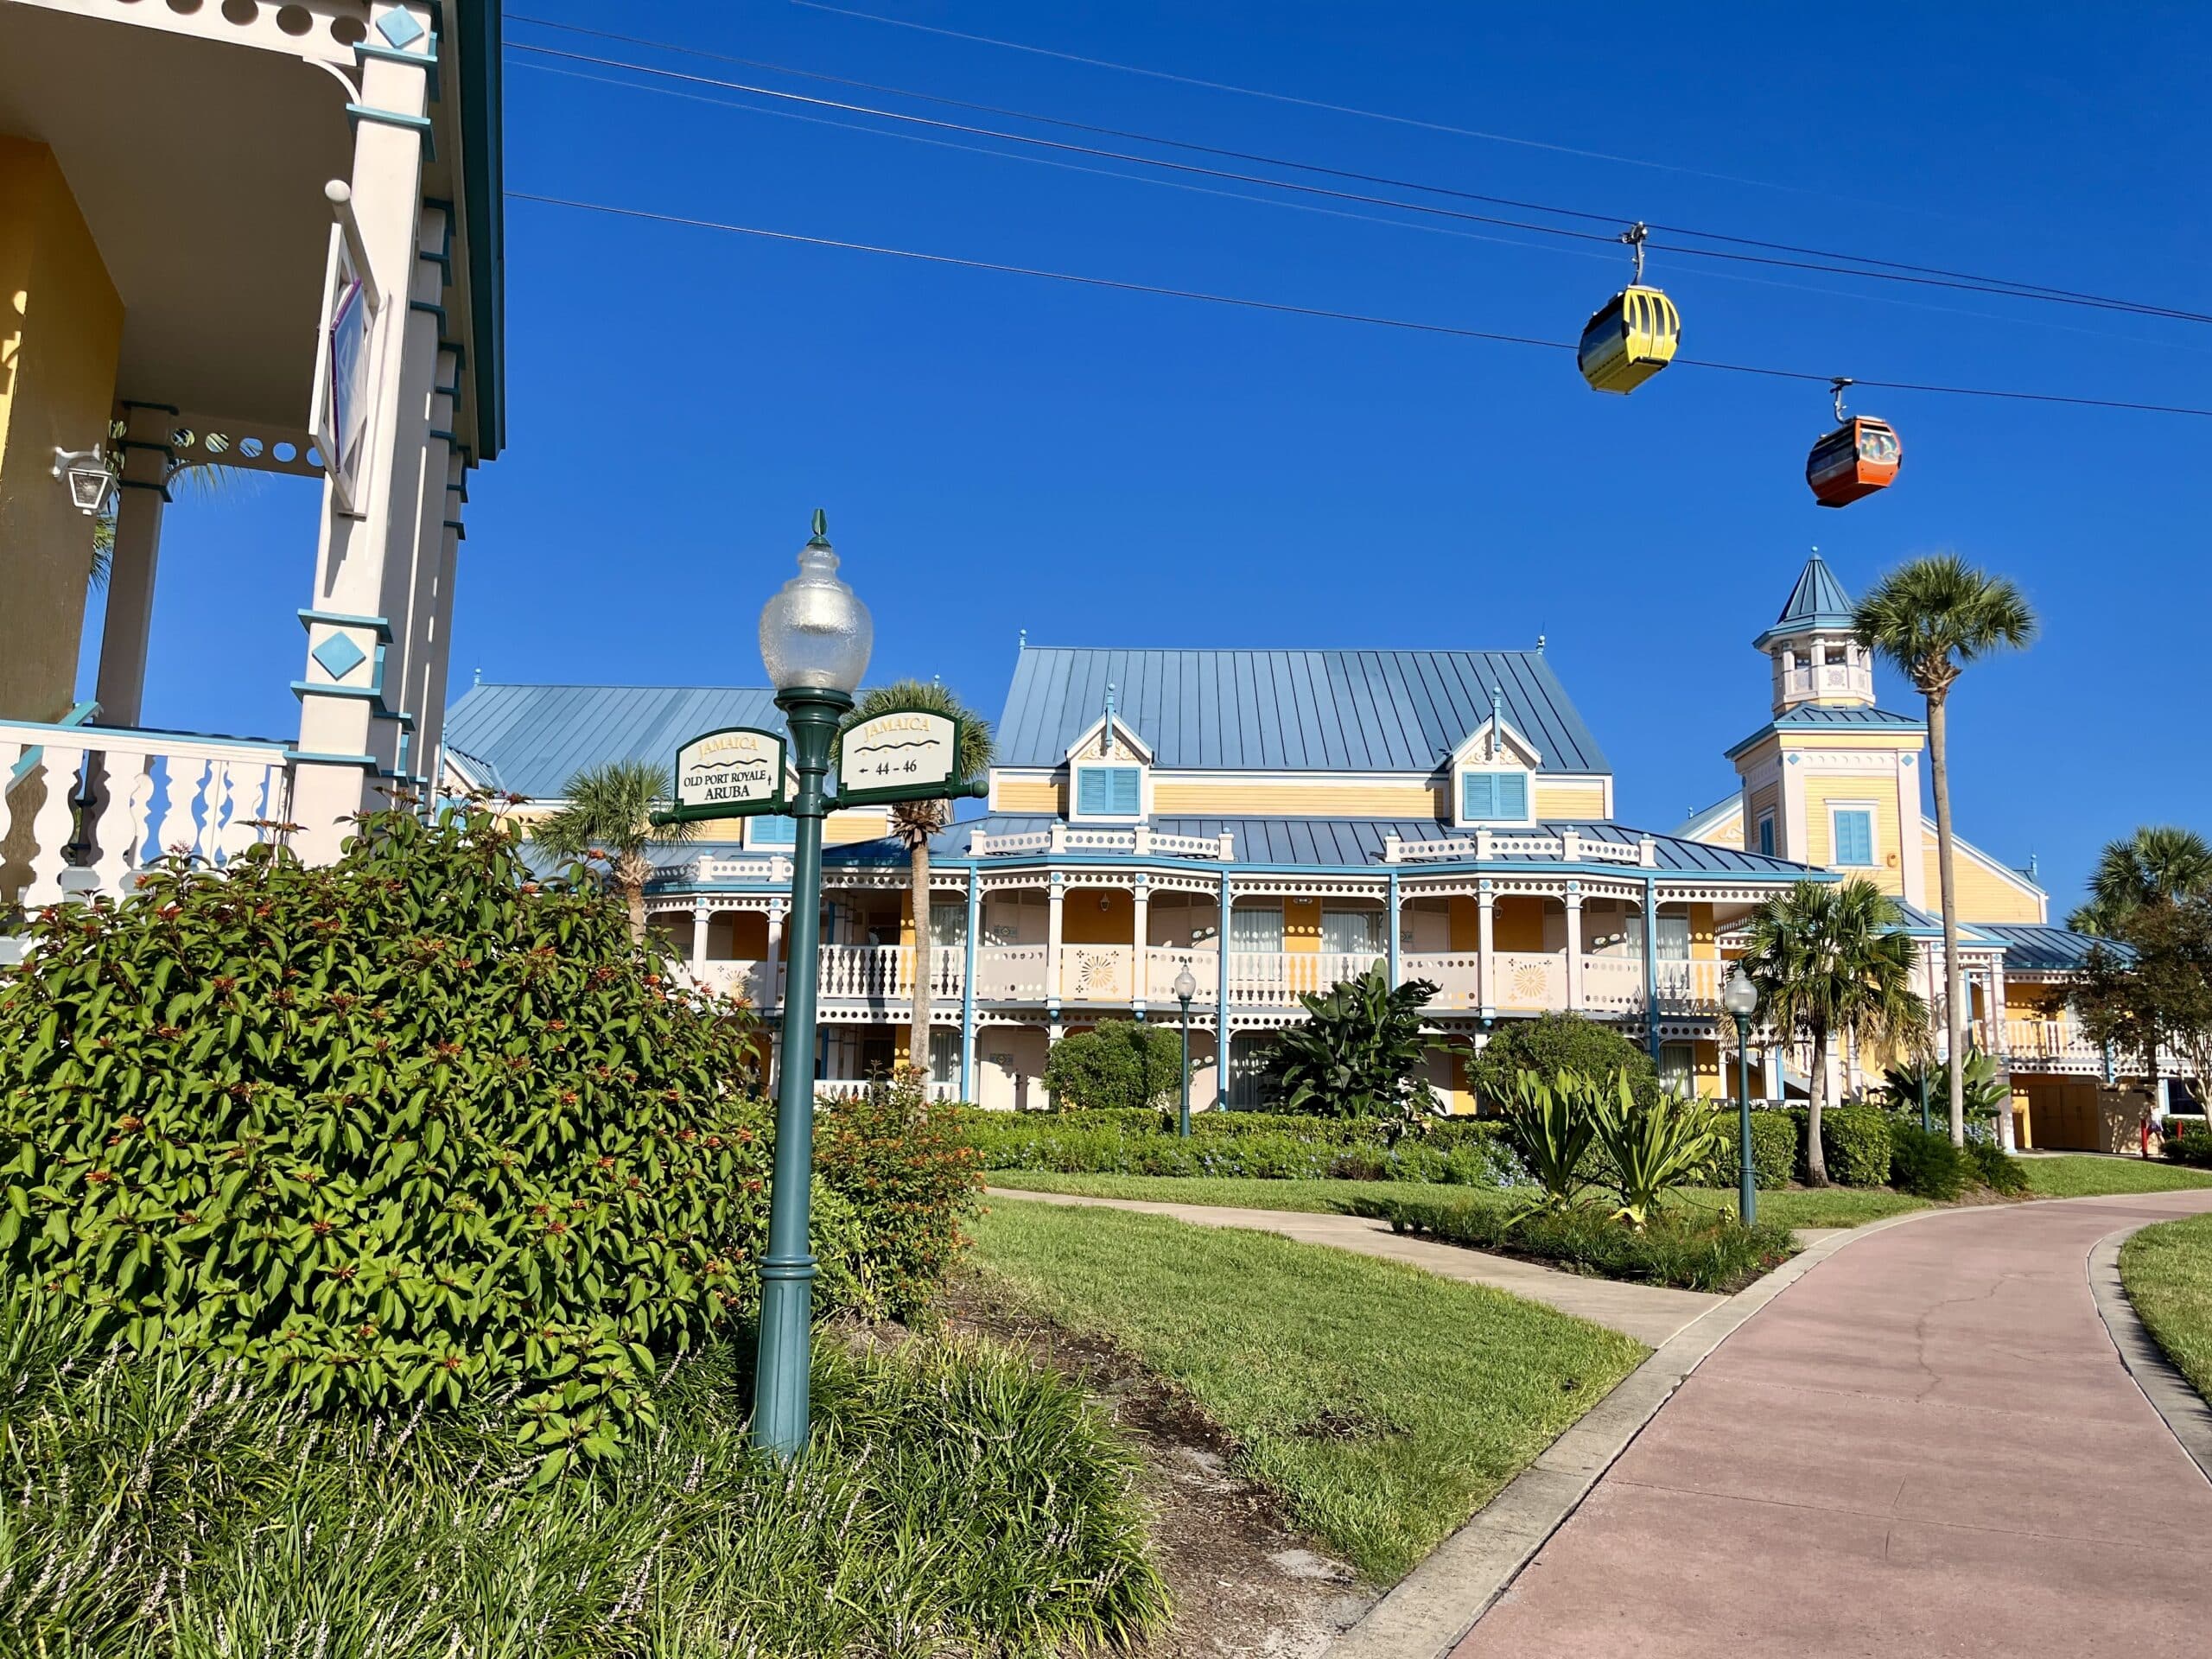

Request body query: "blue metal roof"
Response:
[1974, 923, 2120, 971]
[443, 683, 786, 801]
[836, 814, 1825, 877]
[1773, 705, 1923, 731]
[995, 647, 1611, 775]
[1753, 553, 1858, 647]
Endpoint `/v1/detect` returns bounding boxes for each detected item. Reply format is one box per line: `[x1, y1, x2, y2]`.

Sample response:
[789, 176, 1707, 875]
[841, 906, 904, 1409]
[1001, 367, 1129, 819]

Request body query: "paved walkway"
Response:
[988, 1188, 1721, 1346]
[1452, 1189, 2212, 1659]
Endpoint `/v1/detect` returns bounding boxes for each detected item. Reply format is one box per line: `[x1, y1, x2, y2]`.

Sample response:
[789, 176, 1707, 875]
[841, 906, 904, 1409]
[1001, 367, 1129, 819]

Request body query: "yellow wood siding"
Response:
[1285, 894, 1320, 952]
[995, 779, 1063, 814]
[1698, 810, 1746, 851]
[1801, 777, 1905, 894]
[825, 810, 892, 844]
[1063, 886, 1133, 944]
[1922, 842, 2044, 924]
[1533, 779, 1608, 818]
[1148, 779, 1446, 817]
[1777, 731, 1923, 753]
[1447, 895, 1481, 951]
[1688, 903, 1718, 960]
[1494, 895, 1545, 951]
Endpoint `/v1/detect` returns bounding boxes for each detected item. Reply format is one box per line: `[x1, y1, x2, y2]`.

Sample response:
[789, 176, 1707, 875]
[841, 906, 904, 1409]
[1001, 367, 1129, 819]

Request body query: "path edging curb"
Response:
[1323, 1207, 1940, 1659]
[2087, 1225, 2212, 1484]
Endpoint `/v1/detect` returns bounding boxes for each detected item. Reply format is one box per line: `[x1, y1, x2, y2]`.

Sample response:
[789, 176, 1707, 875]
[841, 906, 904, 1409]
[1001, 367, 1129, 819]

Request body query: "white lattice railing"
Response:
[653, 854, 794, 886]
[1651, 957, 1723, 1014]
[1, 720, 293, 913]
[971, 823, 1234, 860]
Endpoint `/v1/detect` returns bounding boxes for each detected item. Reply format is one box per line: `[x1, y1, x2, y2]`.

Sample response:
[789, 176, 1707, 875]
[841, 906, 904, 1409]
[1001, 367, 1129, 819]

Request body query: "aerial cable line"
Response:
[503, 191, 2212, 419]
[512, 56, 2210, 357]
[504, 38, 2212, 327]
[513, 13, 2182, 317]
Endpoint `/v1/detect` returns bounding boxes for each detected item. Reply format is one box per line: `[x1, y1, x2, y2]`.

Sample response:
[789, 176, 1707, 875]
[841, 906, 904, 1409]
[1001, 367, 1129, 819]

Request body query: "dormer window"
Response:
[1459, 768, 1530, 823]
[1449, 699, 1541, 829]
[1074, 763, 1143, 820]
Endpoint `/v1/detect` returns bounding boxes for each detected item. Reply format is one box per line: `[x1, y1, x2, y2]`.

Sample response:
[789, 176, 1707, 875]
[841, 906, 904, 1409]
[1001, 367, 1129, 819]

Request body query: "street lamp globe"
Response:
[1173, 968, 1198, 1002]
[1721, 965, 1758, 1020]
[759, 511, 873, 694]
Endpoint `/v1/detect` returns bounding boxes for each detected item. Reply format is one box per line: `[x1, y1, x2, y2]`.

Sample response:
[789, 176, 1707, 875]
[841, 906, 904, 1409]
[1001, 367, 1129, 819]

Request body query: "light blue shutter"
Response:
[1109, 766, 1141, 815]
[1496, 772, 1529, 821]
[1077, 768, 1109, 815]
[1077, 766, 1141, 816]
[1758, 817, 1775, 857]
[1834, 810, 1873, 867]
[1461, 772, 1495, 820]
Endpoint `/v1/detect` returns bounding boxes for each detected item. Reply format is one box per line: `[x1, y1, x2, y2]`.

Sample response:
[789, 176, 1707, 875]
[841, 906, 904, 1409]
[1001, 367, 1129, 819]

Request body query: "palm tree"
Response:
[533, 760, 696, 944]
[838, 680, 995, 1072]
[1740, 879, 1929, 1185]
[1855, 553, 2036, 1147]
[2069, 825, 2212, 936]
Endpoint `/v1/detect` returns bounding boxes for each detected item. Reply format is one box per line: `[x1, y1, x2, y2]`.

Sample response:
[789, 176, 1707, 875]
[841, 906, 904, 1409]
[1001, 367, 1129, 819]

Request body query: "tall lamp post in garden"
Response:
[1173, 968, 1198, 1137]
[1722, 965, 1760, 1226]
[753, 512, 872, 1461]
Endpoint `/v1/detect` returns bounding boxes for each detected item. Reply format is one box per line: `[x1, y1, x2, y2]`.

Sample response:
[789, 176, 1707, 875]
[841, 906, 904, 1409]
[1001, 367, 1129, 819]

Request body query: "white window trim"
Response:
[1827, 800, 1881, 869]
[1069, 759, 1151, 823]
[1757, 812, 1776, 858]
[1452, 762, 1537, 830]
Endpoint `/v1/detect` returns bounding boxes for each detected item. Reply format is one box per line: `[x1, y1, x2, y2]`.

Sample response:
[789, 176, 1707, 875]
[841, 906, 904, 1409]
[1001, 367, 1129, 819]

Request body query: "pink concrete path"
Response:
[1455, 1189, 2212, 1659]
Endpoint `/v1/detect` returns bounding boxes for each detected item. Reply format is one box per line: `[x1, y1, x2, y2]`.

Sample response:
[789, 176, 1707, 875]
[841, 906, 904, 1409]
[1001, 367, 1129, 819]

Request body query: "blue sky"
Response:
[112, 2, 2208, 912]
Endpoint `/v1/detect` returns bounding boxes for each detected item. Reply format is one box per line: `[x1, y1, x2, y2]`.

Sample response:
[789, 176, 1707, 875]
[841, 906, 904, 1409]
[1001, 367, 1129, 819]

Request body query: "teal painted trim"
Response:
[410, 299, 450, 330]
[298, 609, 394, 640]
[287, 750, 380, 770]
[7, 701, 99, 788]
[290, 681, 381, 703]
[435, 379, 460, 396]
[926, 850, 1832, 884]
[428, 428, 457, 443]
[1642, 874, 1663, 1065]
[370, 709, 417, 728]
[354, 38, 440, 71]
[961, 870, 981, 1100]
[455, 0, 505, 461]
[344, 104, 436, 162]
[418, 246, 453, 278]
[1216, 868, 1232, 1109]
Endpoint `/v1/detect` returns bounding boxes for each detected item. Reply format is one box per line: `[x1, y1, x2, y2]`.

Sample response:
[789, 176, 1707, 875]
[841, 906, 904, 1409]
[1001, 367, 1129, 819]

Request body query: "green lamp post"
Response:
[1722, 963, 1759, 1227]
[1173, 967, 1197, 1138]
[753, 512, 872, 1462]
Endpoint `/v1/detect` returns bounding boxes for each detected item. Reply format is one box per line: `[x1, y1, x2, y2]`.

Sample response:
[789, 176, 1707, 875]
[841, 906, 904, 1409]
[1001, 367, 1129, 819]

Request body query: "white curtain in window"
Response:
[1230, 906, 1283, 952]
[1321, 908, 1385, 955]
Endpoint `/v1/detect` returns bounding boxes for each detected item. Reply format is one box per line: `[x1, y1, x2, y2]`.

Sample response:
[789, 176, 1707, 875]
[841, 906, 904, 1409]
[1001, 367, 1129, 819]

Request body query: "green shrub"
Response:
[0, 1296, 1170, 1655]
[814, 1073, 982, 1322]
[2160, 1125, 2212, 1169]
[1587, 1077, 1726, 1227]
[1261, 964, 1440, 1119]
[1810, 1104, 1894, 1186]
[1041, 1020, 1185, 1112]
[1888, 1121, 1972, 1200]
[1496, 1070, 1599, 1209]
[0, 806, 969, 1471]
[1965, 1140, 2030, 1195]
[1704, 1108, 1798, 1190]
[1468, 1014, 1656, 1111]
[1347, 1192, 1794, 1293]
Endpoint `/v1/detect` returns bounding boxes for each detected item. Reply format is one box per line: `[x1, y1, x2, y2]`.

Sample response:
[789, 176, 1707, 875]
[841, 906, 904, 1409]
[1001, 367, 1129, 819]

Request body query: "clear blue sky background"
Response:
[112, 2, 2208, 913]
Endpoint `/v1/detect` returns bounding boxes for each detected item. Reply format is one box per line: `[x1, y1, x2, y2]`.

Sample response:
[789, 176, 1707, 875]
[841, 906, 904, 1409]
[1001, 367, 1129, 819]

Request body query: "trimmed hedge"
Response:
[2160, 1125, 2212, 1169]
[1966, 1140, 2030, 1195]
[1704, 1109, 1798, 1191]
[1345, 1191, 1796, 1293]
[1888, 1122, 1972, 1200]
[1808, 1105, 1894, 1187]
[957, 1108, 1522, 1186]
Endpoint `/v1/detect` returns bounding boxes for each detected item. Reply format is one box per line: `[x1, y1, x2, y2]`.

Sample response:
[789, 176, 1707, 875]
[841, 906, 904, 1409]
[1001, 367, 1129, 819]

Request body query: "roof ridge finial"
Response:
[1103, 681, 1116, 756]
[1490, 683, 1503, 760]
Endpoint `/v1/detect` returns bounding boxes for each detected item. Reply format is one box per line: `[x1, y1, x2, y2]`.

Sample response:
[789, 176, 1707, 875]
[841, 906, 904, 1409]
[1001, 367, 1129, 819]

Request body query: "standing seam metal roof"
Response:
[442, 684, 787, 801]
[996, 648, 1610, 774]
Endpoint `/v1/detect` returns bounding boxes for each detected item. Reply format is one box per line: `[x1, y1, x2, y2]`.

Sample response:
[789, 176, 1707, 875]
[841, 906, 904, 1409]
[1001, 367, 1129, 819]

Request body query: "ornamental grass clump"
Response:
[0, 804, 785, 1472]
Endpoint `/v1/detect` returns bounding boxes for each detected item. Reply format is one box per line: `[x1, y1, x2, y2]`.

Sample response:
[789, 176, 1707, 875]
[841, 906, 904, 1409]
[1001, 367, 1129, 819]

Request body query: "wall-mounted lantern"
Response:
[53, 446, 114, 516]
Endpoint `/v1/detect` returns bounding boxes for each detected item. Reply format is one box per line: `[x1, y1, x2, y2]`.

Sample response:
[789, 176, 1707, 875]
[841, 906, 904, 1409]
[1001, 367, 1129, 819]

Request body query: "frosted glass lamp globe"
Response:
[1721, 966, 1759, 1020]
[760, 515, 873, 695]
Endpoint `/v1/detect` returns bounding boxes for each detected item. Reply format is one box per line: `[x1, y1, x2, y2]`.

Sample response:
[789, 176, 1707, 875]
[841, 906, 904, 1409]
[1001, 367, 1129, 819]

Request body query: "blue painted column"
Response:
[960, 865, 981, 1101]
[1641, 874, 1663, 1065]
[1387, 868, 1402, 986]
[1216, 867, 1233, 1109]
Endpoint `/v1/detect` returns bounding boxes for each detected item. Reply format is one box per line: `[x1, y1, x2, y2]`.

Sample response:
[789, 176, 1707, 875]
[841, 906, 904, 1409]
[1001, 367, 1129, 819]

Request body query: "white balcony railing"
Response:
[1059, 943, 1135, 1001]
[813, 1078, 958, 1103]
[1144, 947, 1219, 1005]
[970, 823, 1234, 860]
[1, 719, 293, 912]
[1491, 950, 1567, 1012]
[816, 944, 963, 1003]
[1651, 957, 1723, 1014]
[976, 944, 1052, 1000]
[1226, 950, 1386, 1004]
[684, 959, 779, 1007]
[1385, 829, 1656, 867]
[1405, 951, 1483, 1009]
[1580, 953, 1647, 1012]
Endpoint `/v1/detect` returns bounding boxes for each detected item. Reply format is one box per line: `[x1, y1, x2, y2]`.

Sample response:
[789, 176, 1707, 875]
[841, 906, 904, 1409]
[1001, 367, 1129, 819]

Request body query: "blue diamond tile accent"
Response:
[376, 9, 426, 48]
[312, 633, 369, 682]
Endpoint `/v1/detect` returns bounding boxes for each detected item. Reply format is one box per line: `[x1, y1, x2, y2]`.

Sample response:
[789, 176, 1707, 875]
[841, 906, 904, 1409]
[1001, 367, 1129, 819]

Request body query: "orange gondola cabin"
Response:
[1805, 416, 1902, 507]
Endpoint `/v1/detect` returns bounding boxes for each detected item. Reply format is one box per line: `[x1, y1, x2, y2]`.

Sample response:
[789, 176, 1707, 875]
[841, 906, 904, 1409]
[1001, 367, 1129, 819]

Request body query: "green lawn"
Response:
[967, 1201, 1646, 1584]
[2119, 1212, 2212, 1405]
[2018, 1156, 2212, 1198]
[986, 1171, 1928, 1232]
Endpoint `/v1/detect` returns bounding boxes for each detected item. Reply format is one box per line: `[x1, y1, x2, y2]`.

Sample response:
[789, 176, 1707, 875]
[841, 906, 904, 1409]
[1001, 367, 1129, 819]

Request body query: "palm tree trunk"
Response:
[1928, 690, 1967, 1147]
[1806, 1023, 1830, 1185]
[908, 835, 932, 1075]
[625, 881, 647, 946]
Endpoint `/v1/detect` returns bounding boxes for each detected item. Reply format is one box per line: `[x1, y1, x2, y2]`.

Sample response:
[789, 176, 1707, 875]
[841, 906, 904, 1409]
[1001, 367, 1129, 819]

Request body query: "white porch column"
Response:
[1563, 884, 1584, 1011]
[690, 905, 710, 969]
[1131, 877, 1150, 1016]
[378, 203, 454, 791]
[94, 403, 175, 728]
[1477, 881, 1497, 1018]
[398, 336, 461, 786]
[766, 901, 787, 1007]
[1046, 872, 1065, 1012]
[291, 10, 437, 860]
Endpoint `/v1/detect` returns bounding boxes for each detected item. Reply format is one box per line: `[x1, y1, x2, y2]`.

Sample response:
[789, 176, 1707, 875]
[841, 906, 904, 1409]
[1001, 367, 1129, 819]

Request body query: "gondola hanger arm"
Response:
[1830, 377, 1853, 422]
[1619, 220, 1649, 286]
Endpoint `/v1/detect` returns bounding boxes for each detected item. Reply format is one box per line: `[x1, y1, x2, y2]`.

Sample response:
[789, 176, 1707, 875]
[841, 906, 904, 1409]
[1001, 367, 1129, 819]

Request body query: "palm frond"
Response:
[533, 760, 696, 861]
[1853, 552, 2037, 692]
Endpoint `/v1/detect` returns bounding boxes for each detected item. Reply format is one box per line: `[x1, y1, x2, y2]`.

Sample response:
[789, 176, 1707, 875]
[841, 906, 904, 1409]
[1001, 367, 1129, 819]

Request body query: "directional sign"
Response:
[837, 709, 969, 805]
[665, 726, 788, 822]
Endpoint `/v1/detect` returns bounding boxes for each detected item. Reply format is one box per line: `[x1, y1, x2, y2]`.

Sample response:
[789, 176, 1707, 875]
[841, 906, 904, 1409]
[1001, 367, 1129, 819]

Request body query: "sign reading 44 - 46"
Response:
[670, 726, 788, 820]
[838, 709, 963, 804]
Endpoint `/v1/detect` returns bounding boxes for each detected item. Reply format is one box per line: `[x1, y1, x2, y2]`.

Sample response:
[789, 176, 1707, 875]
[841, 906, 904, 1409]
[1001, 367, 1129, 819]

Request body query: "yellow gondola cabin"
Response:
[1578, 284, 1681, 393]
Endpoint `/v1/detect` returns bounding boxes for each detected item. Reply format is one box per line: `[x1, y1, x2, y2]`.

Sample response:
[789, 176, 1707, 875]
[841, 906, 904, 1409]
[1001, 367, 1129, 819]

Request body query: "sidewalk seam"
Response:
[1323, 1205, 1938, 1659]
[2086, 1224, 2212, 1486]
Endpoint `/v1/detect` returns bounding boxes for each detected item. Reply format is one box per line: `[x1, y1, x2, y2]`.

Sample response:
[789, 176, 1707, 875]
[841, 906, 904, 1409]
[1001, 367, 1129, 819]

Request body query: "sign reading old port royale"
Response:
[661, 726, 789, 823]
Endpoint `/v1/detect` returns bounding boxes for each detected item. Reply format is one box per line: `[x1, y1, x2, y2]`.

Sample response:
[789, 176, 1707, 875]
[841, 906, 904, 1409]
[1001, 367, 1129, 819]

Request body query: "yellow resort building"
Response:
[442, 553, 2171, 1148]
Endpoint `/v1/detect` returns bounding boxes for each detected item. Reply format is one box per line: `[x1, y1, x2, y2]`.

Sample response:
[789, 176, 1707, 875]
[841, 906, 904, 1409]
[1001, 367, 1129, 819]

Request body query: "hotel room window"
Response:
[1832, 807, 1875, 868]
